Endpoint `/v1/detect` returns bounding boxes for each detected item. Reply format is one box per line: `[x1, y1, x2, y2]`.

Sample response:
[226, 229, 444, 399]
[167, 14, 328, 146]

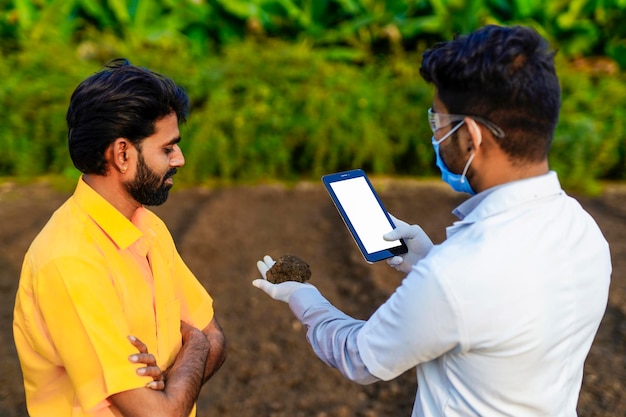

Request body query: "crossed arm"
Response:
[108, 317, 227, 417]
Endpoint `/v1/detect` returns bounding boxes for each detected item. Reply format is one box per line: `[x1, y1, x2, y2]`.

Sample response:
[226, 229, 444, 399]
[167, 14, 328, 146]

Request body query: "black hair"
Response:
[420, 25, 561, 163]
[66, 58, 190, 174]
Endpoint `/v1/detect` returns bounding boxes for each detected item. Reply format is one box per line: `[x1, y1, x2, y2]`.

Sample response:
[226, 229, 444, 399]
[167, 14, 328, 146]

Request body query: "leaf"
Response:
[215, 0, 259, 19]
[108, 0, 131, 25]
[13, 0, 36, 32]
[513, 0, 541, 18]
[77, 0, 115, 29]
[30, 0, 79, 42]
[399, 15, 445, 36]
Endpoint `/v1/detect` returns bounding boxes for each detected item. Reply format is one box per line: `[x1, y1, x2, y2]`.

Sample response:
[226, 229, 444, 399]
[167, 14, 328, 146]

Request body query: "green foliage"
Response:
[551, 56, 626, 193]
[2, 1, 626, 64]
[0, 0, 625, 194]
[0, 44, 85, 179]
[168, 39, 435, 183]
[1, 36, 625, 194]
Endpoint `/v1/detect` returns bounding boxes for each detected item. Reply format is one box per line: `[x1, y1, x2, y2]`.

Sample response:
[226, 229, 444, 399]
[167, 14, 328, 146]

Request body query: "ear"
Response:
[465, 118, 483, 151]
[111, 138, 129, 174]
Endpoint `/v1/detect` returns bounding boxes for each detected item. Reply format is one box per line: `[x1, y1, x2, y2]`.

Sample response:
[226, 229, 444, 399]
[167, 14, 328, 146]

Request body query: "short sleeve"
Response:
[173, 250, 214, 329]
[35, 257, 147, 412]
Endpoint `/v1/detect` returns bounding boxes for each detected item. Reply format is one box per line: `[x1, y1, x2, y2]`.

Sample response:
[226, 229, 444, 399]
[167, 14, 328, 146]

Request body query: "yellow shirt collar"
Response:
[73, 177, 143, 250]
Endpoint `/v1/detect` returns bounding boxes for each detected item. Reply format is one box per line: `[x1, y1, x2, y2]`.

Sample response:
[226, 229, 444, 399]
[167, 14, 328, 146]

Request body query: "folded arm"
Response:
[109, 322, 209, 417]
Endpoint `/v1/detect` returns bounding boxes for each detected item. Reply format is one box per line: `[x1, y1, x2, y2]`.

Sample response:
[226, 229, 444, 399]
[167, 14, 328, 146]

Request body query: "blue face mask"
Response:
[431, 120, 476, 195]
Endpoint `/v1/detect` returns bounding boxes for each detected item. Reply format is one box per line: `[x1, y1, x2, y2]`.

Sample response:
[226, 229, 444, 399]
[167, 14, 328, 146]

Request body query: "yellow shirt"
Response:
[13, 178, 214, 416]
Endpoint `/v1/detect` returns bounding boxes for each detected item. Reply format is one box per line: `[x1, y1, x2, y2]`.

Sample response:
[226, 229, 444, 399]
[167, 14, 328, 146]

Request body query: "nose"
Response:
[171, 145, 185, 168]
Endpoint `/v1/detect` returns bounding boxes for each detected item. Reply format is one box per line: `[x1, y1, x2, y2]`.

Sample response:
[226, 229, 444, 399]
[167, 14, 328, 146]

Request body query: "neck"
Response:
[83, 174, 141, 220]
[471, 160, 550, 193]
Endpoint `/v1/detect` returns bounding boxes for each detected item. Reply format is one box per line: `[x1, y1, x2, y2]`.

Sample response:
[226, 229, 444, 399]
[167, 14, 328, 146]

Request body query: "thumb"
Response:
[383, 228, 403, 241]
[252, 279, 271, 290]
[384, 214, 410, 241]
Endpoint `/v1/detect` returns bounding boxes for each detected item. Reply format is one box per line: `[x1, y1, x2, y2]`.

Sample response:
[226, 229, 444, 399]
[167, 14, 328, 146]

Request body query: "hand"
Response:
[128, 335, 164, 390]
[383, 214, 434, 273]
[252, 255, 315, 303]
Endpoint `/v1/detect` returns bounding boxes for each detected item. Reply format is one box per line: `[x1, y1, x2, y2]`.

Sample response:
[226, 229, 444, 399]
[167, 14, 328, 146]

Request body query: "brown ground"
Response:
[0, 178, 624, 417]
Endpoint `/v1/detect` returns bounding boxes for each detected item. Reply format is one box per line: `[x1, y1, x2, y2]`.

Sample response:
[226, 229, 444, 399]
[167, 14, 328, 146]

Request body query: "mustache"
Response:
[164, 168, 177, 180]
[160, 168, 177, 188]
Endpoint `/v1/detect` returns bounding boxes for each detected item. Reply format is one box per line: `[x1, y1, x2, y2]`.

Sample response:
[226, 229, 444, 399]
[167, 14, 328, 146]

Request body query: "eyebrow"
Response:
[165, 136, 181, 146]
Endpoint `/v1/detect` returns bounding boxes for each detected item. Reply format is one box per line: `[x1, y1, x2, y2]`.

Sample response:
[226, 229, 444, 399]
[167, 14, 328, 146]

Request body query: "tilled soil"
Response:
[0, 178, 624, 416]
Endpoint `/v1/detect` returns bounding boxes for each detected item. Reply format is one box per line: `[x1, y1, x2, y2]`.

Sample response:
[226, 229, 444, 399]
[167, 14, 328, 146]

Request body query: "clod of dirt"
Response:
[267, 254, 311, 284]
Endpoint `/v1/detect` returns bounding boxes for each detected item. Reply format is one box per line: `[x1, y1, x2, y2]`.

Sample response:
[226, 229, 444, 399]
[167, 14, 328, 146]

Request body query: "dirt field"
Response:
[0, 178, 624, 416]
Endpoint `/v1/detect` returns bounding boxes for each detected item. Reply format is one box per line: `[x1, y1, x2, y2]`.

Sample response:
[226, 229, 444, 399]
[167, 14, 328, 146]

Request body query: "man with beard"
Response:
[13, 59, 226, 417]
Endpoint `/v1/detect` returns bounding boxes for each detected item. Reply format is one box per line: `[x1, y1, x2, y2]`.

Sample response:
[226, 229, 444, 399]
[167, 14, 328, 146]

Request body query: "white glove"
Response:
[252, 255, 315, 303]
[383, 214, 434, 273]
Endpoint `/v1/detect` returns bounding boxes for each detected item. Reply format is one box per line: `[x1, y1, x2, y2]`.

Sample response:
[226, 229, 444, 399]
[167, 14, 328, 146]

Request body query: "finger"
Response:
[129, 353, 157, 367]
[127, 335, 148, 354]
[256, 260, 270, 279]
[252, 279, 278, 298]
[146, 380, 165, 391]
[137, 365, 163, 380]
[383, 229, 402, 241]
[386, 256, 403, 267]
[386, 223, 423, 241]
[252, 278, 271, 291]
[388, 214, 409, 228]
[263, 255, 276, 268]
[384, 224, 415, 241]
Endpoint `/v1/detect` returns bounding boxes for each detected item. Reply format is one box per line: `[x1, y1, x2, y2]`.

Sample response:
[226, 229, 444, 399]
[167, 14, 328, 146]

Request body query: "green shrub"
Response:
[552, 56, 626, 193]
[178, 39, 434, 183]
[0, 36, 624, 194]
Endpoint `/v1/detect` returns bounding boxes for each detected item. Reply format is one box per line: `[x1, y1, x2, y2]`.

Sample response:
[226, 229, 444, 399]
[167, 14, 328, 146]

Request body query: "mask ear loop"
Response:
[460, 119, 483, 184]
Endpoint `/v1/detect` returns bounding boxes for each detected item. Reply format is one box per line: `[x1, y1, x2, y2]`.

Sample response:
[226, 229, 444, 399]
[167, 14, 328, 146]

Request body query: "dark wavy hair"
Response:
[66, 59, 190, 175]
[420, 25, 561, 163]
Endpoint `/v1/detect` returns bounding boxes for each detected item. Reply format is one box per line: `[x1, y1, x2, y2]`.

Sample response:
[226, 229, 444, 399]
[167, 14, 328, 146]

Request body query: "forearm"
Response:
[162, 329, 210, 410]
[110, 329, 209, 417]
[289, 288, 379, 384]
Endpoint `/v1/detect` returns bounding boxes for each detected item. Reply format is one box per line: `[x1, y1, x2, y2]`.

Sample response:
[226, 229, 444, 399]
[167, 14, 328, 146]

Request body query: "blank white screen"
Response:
[330, 177, 400, 253]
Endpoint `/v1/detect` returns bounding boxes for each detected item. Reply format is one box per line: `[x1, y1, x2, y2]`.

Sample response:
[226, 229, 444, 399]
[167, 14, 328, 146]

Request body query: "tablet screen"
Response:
[329, 176, 402, 254]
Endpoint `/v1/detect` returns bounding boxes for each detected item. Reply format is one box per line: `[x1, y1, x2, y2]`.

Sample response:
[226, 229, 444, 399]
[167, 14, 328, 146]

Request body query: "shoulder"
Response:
[27, 197, 92, 260]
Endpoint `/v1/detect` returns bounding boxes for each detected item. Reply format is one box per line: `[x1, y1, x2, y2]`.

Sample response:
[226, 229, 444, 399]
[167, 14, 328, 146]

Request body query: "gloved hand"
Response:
[383, 214, 434, 273]
[252, 255, 315, 303]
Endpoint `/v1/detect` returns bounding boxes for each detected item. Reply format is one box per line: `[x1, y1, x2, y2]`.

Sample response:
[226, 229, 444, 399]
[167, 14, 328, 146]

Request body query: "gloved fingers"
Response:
[263, 255, 276, 267]
[252, 279, 315, 303]
[384, 214, 404, 241]
[383, 228, 403, 241]
[252, 278, 272, 291]
[386, 255, 404, 268]
[256, 261, 269, 279]
[256, 255, 276, 279]
[252, 278, 282, 300]
[388, 213, 409, 228]
[384, 222, 421, 241]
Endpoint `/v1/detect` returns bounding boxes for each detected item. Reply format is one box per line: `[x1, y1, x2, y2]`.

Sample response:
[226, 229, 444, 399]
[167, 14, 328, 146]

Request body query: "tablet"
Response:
[322, 169, 408, 263]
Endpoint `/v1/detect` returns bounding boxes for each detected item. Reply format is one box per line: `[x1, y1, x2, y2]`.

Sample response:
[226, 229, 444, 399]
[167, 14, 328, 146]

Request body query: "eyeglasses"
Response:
[428, 108, 505, 138]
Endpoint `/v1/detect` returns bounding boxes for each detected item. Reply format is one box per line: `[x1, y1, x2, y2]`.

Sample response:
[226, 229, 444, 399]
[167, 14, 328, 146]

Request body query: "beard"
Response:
[125, 153, 176, 206]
